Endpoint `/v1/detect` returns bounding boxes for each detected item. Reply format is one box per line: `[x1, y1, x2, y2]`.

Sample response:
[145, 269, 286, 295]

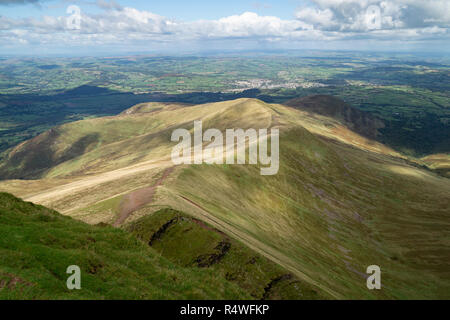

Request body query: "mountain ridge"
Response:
[0, 97, 400, 180]
[0, 97, 449, 299]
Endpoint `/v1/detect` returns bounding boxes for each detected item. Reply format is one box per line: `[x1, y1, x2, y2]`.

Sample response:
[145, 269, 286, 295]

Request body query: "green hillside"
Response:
[164, 127, 450, 299]
[0, 192, 321, 299]
[285, 95, 384, 139]
[127, 208, 327, 299]
[0, 97, 449, 299]
[0, 98, 398, 181]
[0, 192, 248, 299]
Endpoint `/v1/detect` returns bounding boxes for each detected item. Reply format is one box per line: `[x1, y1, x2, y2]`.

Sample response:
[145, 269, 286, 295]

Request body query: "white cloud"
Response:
[295, 7, 335, 29]
[295, 0, 450, 31]
[0, 1, 448, 51]
[0, 9, 318, 46]
[187, 12, 306, 39]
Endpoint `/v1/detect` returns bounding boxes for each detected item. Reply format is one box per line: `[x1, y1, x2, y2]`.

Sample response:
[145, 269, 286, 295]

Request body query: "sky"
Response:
[0, 0, 449, 55]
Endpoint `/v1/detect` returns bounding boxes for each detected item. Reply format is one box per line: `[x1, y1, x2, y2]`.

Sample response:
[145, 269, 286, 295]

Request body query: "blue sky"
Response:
[0, 0, 449, 55]
[0, 0, 301, 20]
[93, 0, 301, 20]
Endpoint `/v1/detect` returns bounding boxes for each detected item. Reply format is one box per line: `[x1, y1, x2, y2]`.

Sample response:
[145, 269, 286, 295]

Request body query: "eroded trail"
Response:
[113, 166, 175, 226]
[24, 159, 173, 206]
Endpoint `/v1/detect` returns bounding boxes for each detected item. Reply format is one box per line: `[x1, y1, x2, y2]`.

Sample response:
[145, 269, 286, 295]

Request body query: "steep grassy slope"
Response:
[160, 130, 449, 299]
[0, 102, 187, 179]
[0, 98, 449, 299]
[0, 192, 324, 299]
[286, 95, 385, 139]
[127, 208, 328, 299]
[0, 192, 250, 299]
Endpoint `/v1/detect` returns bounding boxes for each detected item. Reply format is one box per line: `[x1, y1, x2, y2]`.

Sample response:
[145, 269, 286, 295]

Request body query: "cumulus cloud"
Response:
[0, 0, 448, 51]
[0, 9, 314, 45]
[186, 12, 307, 39]
[295, 0, 450, 32]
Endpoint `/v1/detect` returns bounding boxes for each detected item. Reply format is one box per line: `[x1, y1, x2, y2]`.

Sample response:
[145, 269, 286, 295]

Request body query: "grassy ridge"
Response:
[0, 98, 448, 299]
[0, 98, 398, 181]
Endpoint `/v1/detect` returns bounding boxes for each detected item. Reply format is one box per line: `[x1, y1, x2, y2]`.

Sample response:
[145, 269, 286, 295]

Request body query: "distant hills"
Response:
[61, 85, 114, 96]
[0, 96, 449, 299]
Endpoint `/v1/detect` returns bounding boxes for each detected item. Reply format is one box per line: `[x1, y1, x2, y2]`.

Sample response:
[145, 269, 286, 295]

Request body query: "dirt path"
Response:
[22, 133, 259, 207]
[24, 159, 173, 205]
[113, 166, 174, 226]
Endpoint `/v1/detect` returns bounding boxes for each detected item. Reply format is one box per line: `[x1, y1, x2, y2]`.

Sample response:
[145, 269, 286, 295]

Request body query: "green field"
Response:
[0, 53, 448, 156]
